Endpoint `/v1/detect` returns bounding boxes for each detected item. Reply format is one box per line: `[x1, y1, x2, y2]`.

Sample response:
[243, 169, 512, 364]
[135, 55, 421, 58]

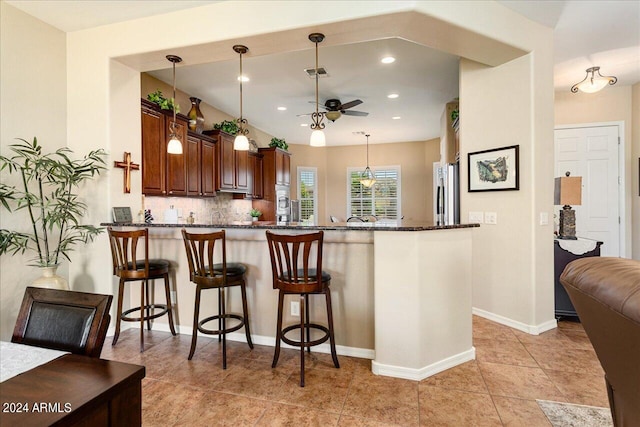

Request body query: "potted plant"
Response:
[269, 137, 288, 151]
[213, 120, 239, 135]
[0, 137, 107, 289]
[249, 208, 262, 222]
[147, 90, 180, 112]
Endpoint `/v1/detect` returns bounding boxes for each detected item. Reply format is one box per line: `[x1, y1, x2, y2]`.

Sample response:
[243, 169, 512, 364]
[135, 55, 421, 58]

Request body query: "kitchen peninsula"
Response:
[102, 220, 478, 380]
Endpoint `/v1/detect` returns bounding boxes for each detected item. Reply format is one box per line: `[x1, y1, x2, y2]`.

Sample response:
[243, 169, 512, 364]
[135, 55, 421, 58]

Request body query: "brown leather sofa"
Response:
[560, 257, 640, 427]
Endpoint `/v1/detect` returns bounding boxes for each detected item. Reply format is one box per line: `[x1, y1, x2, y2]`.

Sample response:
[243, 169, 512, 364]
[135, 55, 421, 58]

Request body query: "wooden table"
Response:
[1, 354, 145, 427]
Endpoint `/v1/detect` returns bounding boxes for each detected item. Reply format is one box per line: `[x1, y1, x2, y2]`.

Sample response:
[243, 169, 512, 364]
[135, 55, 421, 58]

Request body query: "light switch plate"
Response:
[469, 211, 484, 224]
[485, 212, 497, 224]
[540, 212, 549, 225]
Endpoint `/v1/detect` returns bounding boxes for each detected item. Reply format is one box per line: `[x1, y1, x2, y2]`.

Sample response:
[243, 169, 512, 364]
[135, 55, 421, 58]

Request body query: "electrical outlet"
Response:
[485, 212, 497, 224]
[170, 291, 177, 304]
[468, 211, 484, 224]
[291, 301, 300, 317]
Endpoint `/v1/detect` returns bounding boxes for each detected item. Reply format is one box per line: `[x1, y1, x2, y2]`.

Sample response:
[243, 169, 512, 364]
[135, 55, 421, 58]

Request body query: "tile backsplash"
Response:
[143, 194, 252, 224]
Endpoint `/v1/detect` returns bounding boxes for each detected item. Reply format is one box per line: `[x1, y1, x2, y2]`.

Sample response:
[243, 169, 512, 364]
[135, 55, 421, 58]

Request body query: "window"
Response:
[347, 166, 401, 219]
[297, 167, 317, 224]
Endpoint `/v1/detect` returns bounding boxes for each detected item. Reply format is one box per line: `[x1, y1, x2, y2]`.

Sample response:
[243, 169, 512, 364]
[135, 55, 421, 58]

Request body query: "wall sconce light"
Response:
[166, 54, 183, 154]
[571, 66, 617, 93]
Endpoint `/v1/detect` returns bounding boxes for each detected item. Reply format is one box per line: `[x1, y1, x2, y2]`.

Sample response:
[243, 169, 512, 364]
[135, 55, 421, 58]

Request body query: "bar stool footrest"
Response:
[121, 304, 170, 322]
[198, 313, 246, 335]
[281, 323, 330, 348]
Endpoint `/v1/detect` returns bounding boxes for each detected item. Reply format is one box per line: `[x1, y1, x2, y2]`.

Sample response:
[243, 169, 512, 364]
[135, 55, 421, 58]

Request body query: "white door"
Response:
[554, 125, 620, 256]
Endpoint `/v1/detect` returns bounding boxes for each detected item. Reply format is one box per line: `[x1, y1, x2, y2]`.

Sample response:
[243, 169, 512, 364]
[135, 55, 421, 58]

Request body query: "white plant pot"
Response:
[32, 265, 69, 290]
[252, 217, 258, 222]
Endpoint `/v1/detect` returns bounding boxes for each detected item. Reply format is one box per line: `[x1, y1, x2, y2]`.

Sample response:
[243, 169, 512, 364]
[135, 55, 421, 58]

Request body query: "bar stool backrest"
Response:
[266, 231, 324, 293]
[181, 229, 226, 287]
[107, 227, 150, 280]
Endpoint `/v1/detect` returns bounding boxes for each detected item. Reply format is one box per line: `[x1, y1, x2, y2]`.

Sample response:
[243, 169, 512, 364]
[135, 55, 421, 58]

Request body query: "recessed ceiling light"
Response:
[300, 123, 308, 127]
[381, 56, 396, 64]
[277, 106, 287, 111]
[237, 75, 249, 82]
[392, 116, 401, 120]
[387, 93, 399, 99]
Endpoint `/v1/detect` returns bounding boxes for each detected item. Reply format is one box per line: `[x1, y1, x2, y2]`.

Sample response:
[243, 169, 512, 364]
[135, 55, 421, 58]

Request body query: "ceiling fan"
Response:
[298, 98, 369, 122]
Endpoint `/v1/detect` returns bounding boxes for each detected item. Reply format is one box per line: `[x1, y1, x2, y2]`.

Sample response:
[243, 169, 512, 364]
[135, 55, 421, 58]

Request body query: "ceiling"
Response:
[6, 0, 640, 146]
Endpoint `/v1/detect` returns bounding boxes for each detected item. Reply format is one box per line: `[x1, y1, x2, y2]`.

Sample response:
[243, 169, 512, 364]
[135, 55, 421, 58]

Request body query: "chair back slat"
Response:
[107, 227, 150, 279]
[266, 231, 324, 293]
[182, 229, 226, 287]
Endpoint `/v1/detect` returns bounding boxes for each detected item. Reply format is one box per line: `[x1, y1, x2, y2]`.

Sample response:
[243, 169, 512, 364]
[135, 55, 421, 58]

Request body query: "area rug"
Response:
[537, 400, 613, 427]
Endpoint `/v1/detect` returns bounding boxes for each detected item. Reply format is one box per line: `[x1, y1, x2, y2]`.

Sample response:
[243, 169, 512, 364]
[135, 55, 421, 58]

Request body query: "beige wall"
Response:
[633, 83, 640, 260]
[1, 1, 557, 340]
[554, 85, 635, 258]
[289, 139, 439, 223]
[0, 2, 68, 340]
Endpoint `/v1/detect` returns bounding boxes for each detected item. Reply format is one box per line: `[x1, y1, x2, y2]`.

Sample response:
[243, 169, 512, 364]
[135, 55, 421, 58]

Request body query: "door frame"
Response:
[554, 121, 626, 258]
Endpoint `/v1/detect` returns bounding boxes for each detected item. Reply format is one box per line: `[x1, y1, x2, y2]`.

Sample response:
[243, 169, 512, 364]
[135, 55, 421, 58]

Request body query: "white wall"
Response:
[1, 0, 557, 339]
[0, 2, 68, 340]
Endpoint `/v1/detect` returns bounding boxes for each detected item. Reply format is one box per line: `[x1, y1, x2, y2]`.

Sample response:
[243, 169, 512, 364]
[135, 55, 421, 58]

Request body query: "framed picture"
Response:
[468, 145, 519, 192]
[112, 207, 132, 223]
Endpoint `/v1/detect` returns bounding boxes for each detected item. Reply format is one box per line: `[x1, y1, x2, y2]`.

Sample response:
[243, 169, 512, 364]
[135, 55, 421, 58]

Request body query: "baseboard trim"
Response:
[109, 323, 375, 360]
[472, 308, 557, 335]
[371, 347, 475, 381]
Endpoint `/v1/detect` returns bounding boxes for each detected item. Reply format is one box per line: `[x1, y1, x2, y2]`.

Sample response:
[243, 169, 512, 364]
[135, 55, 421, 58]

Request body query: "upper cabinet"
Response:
[440, 100, 459, 164]
[142, 99, 188, 196]
[209, 130, 250, 193]
[250, 152, 264, 199]
[186, 131, 218, 197]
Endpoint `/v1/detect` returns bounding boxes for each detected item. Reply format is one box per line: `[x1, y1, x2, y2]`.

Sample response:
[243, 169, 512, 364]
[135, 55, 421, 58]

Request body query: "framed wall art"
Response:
[468, 145, 519, 192]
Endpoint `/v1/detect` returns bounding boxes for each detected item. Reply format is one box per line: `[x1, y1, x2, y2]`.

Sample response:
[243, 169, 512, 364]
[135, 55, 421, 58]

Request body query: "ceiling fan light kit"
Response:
[166, 54, 183, 155]
[233, 44, 250, 151]
[571, 66, 617, 93]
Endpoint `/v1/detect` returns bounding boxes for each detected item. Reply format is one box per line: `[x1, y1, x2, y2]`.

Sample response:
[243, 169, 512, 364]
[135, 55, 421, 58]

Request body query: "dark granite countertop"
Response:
[101, 220, 479, 232]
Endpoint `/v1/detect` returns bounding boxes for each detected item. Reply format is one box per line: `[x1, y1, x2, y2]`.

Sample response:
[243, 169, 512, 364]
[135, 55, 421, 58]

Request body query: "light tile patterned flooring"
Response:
[100, 316, 608, 426]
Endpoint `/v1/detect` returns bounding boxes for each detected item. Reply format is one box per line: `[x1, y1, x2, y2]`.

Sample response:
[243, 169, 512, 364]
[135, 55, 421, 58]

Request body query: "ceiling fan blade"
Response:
[296, 112, 313, 117]
[343, 110, 369, 117]
[339, 99, 363, 110]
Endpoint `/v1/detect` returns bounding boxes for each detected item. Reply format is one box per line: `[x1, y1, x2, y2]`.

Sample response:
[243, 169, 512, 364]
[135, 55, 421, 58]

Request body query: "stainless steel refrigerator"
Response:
[433, 162, 460, 225]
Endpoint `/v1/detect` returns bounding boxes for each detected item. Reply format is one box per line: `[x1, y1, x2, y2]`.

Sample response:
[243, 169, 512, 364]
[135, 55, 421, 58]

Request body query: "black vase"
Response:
[188, 97, 205, 133]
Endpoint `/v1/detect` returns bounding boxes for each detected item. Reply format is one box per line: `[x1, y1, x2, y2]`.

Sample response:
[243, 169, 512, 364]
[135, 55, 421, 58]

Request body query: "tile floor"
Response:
[100, 316, 609, 426]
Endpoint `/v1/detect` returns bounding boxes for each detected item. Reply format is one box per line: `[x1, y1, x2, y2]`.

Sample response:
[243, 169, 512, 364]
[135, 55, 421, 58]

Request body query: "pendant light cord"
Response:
[239, 49, 243, 131]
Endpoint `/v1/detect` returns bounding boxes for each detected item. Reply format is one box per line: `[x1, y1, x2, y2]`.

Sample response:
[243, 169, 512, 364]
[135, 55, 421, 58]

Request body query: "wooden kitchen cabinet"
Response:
[185, 131, 218, 197]
[201, 137, 217, 196]
[210, 130, 249, 193]
[250, 152, 264, 199]
[440, 100, 459, 164]
[141, 101, 166, 196]
[165, 118, 188, 196]
[253, 147, 290, 221]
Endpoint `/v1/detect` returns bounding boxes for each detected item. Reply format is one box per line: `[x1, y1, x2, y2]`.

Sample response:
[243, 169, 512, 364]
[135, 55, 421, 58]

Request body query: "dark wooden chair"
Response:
[265, 230, 339, 387]
[107, 227, 176, 352]
[12, 286, 112, 357]
[346, 216, 365, 222]
[181, 229, 253, 368]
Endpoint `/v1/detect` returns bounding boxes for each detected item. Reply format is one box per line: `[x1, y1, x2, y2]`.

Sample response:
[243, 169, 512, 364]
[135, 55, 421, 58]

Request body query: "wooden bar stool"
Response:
[107, 227, 177, 352]
[265, 230, 339, 387]
[181, 229, 253, 368]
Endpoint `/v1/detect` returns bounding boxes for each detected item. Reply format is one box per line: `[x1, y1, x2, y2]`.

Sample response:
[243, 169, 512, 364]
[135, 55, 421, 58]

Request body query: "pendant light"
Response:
[571, 66, 617, 93]
[359, 134, 376, 188]
[309, 33, 326, 147]
[233, 45, 250, 151]
[166, 54, 183, 154]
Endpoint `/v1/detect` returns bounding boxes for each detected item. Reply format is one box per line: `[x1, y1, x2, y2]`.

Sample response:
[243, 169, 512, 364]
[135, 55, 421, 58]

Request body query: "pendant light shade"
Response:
[359, 134, 376, 188]
[308, 33, 326, 147]
[571, 66, 617, 93]
[310, 130, 326, 147]
[166, 54, 183, 154]
[233, 45, 250, 150]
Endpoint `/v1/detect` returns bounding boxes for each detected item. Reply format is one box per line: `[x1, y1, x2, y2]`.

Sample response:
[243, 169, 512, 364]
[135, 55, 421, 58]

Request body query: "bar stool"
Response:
[265, 230, 339, 387]
[107, 227, 177, 352]
[181, 229, 253, 368]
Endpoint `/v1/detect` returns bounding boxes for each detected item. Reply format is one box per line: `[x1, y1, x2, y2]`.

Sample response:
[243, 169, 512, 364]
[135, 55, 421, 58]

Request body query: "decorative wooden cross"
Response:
[113, 152, 140, 193]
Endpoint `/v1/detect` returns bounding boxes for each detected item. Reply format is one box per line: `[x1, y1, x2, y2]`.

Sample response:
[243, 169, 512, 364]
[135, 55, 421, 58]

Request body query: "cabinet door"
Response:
[141, 107, 166, 195]
[186, 135, 201, 196]
[166, 118, 188, 196]
[219, 133, 236, 190]
[275, 150, 285, 185]
[201, 139, 217, 196]
[253, 155, 263, 199]
[282, 153, 290, 186]
[235, 149, 249, 191]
